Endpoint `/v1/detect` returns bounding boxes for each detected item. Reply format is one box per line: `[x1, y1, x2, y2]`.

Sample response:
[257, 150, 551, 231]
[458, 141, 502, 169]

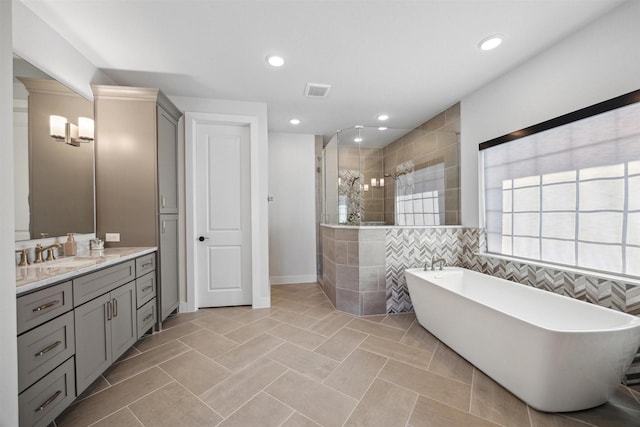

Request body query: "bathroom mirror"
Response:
[13, 55, 95, 241]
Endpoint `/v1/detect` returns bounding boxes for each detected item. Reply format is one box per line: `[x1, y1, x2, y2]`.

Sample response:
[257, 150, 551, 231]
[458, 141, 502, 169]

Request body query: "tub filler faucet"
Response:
[430, 257, 446, 271]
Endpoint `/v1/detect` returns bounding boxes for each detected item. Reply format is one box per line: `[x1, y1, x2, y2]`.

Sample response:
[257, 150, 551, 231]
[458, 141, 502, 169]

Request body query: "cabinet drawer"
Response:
[18, 311, 75, 393]
[19, 356, 75, 427]
[137, 298, 156, 340]
[17, 282, 73, 335]
[73, 261, 135, 306]
[136, 253, 156, 277]
[136, 272, 156, 308]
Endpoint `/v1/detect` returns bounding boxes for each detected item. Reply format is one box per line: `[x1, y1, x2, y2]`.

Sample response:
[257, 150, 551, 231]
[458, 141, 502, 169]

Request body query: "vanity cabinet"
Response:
[93, 85, 181, 325]
[16, 281, 76, 427]
[16, 251, 157, 427]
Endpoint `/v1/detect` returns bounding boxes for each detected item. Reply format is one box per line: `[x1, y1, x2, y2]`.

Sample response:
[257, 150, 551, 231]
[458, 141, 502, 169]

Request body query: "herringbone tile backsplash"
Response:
[384, 227, 640, 385]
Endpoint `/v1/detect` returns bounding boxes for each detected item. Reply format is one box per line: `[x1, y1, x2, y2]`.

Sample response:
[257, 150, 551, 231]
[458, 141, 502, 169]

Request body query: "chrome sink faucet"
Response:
[431, 256, 446, 271]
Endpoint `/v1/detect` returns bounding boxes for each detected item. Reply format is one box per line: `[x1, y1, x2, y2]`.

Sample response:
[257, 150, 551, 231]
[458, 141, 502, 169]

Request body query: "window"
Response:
[396, 163, 444, 226]
[481, 90, 640, 276]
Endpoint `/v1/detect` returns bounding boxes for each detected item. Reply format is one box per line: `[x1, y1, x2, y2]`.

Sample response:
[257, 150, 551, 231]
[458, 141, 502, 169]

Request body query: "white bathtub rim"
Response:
[404, 267, 640, 334]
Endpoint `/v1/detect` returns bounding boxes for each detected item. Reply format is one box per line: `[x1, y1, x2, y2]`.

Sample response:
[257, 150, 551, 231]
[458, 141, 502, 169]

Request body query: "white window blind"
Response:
[482, 99, 640, 276]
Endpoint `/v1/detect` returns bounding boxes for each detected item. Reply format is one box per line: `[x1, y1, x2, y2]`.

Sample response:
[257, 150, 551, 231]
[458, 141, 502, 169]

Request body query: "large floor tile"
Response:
[129, 381, 222, 427]
[217, 392, 293, 427]
[192, 312, 245, 334]
[381, 313, 416, 330]
[409, 395, 501, 427]
[104, 340, 190, 385]
[159, 350, 231, 395]
[223, 317, 282, 343]
[90, 408, 143, 427]
[379, 359, 471, 412]
[269, 310, 318, 328]
[303, 302, 337, 320]
[265, 370, 358, 427]
[267, 342, 338, 381]
[427, 342, 473, 385]
[346, 318, 407, 341]
[272, 298, 315, 313]
[178, 328, 239, 359]
[359, 335, 432, 369]
[215, 333, 284, 372]
[400, 322, 439, 352]
[309, 313, 353, 337]
[344, 378, 417, 427]
[57, 367, 172, 427]
[268, 323, 327, 350]
[281, 412, 322, 427]
[470, 369, 531, 427]
[561, 401, 640, 427]
[134, 321, 201, 352]
[199, 357, 287, 418]
[323, 349, 387, 399]
[314, 327, 368, 361]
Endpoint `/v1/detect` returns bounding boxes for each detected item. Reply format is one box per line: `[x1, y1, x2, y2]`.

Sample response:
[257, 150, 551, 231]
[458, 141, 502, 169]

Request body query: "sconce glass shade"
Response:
[379, 178, 385, 187]
[371, 178, 377, 187]
[50, 115, 67, 140]
[78, 117, 94, 141]
[364, 184, 369, 191]
[68, 122, 79, 142]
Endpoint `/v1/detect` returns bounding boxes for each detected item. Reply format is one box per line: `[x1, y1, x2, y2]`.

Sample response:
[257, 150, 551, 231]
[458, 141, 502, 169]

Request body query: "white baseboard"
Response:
[270, 275, 318, 285]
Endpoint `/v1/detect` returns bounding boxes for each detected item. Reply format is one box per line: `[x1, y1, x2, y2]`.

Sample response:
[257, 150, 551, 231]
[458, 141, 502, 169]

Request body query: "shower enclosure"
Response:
[322, 125, 459, 226]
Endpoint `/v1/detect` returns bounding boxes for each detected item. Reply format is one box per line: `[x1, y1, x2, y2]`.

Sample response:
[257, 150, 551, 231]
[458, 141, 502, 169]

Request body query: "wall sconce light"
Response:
[78, 117, 95, 141]
[364, 184, 369, 192]
[50, 115, 94, 146]
[371, 178, 378, 187]
[379, 178, 384, 187]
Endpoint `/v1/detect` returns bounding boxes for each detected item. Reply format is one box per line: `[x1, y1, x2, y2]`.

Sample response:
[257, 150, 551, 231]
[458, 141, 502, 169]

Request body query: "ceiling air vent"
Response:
[304, 83, 331, 98]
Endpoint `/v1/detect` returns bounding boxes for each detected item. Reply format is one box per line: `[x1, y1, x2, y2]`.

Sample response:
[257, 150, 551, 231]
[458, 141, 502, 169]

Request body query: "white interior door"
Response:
[195, 123, 252, 307]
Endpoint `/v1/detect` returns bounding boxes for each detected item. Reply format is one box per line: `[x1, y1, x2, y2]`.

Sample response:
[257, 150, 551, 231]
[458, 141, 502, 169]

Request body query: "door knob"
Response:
[198, 236, 209, 242]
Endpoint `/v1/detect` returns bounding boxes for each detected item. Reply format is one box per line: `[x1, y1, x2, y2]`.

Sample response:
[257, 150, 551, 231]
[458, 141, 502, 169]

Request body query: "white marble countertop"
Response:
[16, 247, 157, 295]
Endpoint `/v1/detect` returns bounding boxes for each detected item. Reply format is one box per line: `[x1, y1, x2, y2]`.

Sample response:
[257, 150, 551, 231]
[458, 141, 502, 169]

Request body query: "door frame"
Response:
[184, 112, 268, 311]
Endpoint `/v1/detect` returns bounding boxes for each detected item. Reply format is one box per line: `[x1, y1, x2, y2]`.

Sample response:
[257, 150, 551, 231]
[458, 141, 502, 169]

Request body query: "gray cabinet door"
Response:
[74, 293, 111, 394]
[110, 282, 137, 362]
[159, 214, 179, 321]
[157, 105, 178, 214]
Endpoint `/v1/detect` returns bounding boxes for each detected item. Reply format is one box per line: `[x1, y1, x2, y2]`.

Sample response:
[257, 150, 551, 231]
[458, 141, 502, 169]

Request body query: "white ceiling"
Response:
[21, 0, 626, 141]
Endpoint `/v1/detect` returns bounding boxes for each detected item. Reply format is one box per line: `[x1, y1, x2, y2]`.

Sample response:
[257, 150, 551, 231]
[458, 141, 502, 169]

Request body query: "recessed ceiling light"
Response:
[377, 114, 389, 121]
[267, 55, 285, 67]
[479, 35, 503, 51]
[289, 118, 301, 125]
[378, 126, 388, 131]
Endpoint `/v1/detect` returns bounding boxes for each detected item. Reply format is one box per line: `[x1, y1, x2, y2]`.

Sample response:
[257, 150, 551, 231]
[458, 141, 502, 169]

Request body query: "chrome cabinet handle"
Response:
[161, 195, 166, 208]
[106, 301, 112, 320]
[35, 340, 62, 357]
[143, 313, 154, 322]
[35, 390, 62, 412]
[162, 220, 166, 234]
[33, 300, 60, 312]
[142, 285, 153, 293]
[141, 262, 152, 268]
[113, 299, 118, 317]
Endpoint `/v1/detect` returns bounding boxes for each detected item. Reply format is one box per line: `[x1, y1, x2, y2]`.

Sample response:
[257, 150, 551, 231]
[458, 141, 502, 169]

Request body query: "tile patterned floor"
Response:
[55, 283, 640, 427]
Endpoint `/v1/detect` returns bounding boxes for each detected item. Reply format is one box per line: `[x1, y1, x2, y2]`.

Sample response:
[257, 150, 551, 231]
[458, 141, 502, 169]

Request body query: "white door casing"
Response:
[195, 123, 251, 306]
[185, 112, 269, 311]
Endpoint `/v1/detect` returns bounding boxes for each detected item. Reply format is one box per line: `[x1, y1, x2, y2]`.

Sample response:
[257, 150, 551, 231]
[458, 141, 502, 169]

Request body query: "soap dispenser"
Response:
[64, 233, 77, 256]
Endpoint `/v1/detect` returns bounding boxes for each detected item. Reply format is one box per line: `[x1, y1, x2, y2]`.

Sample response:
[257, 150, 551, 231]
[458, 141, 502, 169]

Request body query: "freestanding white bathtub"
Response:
[405, 267, 640, 412]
